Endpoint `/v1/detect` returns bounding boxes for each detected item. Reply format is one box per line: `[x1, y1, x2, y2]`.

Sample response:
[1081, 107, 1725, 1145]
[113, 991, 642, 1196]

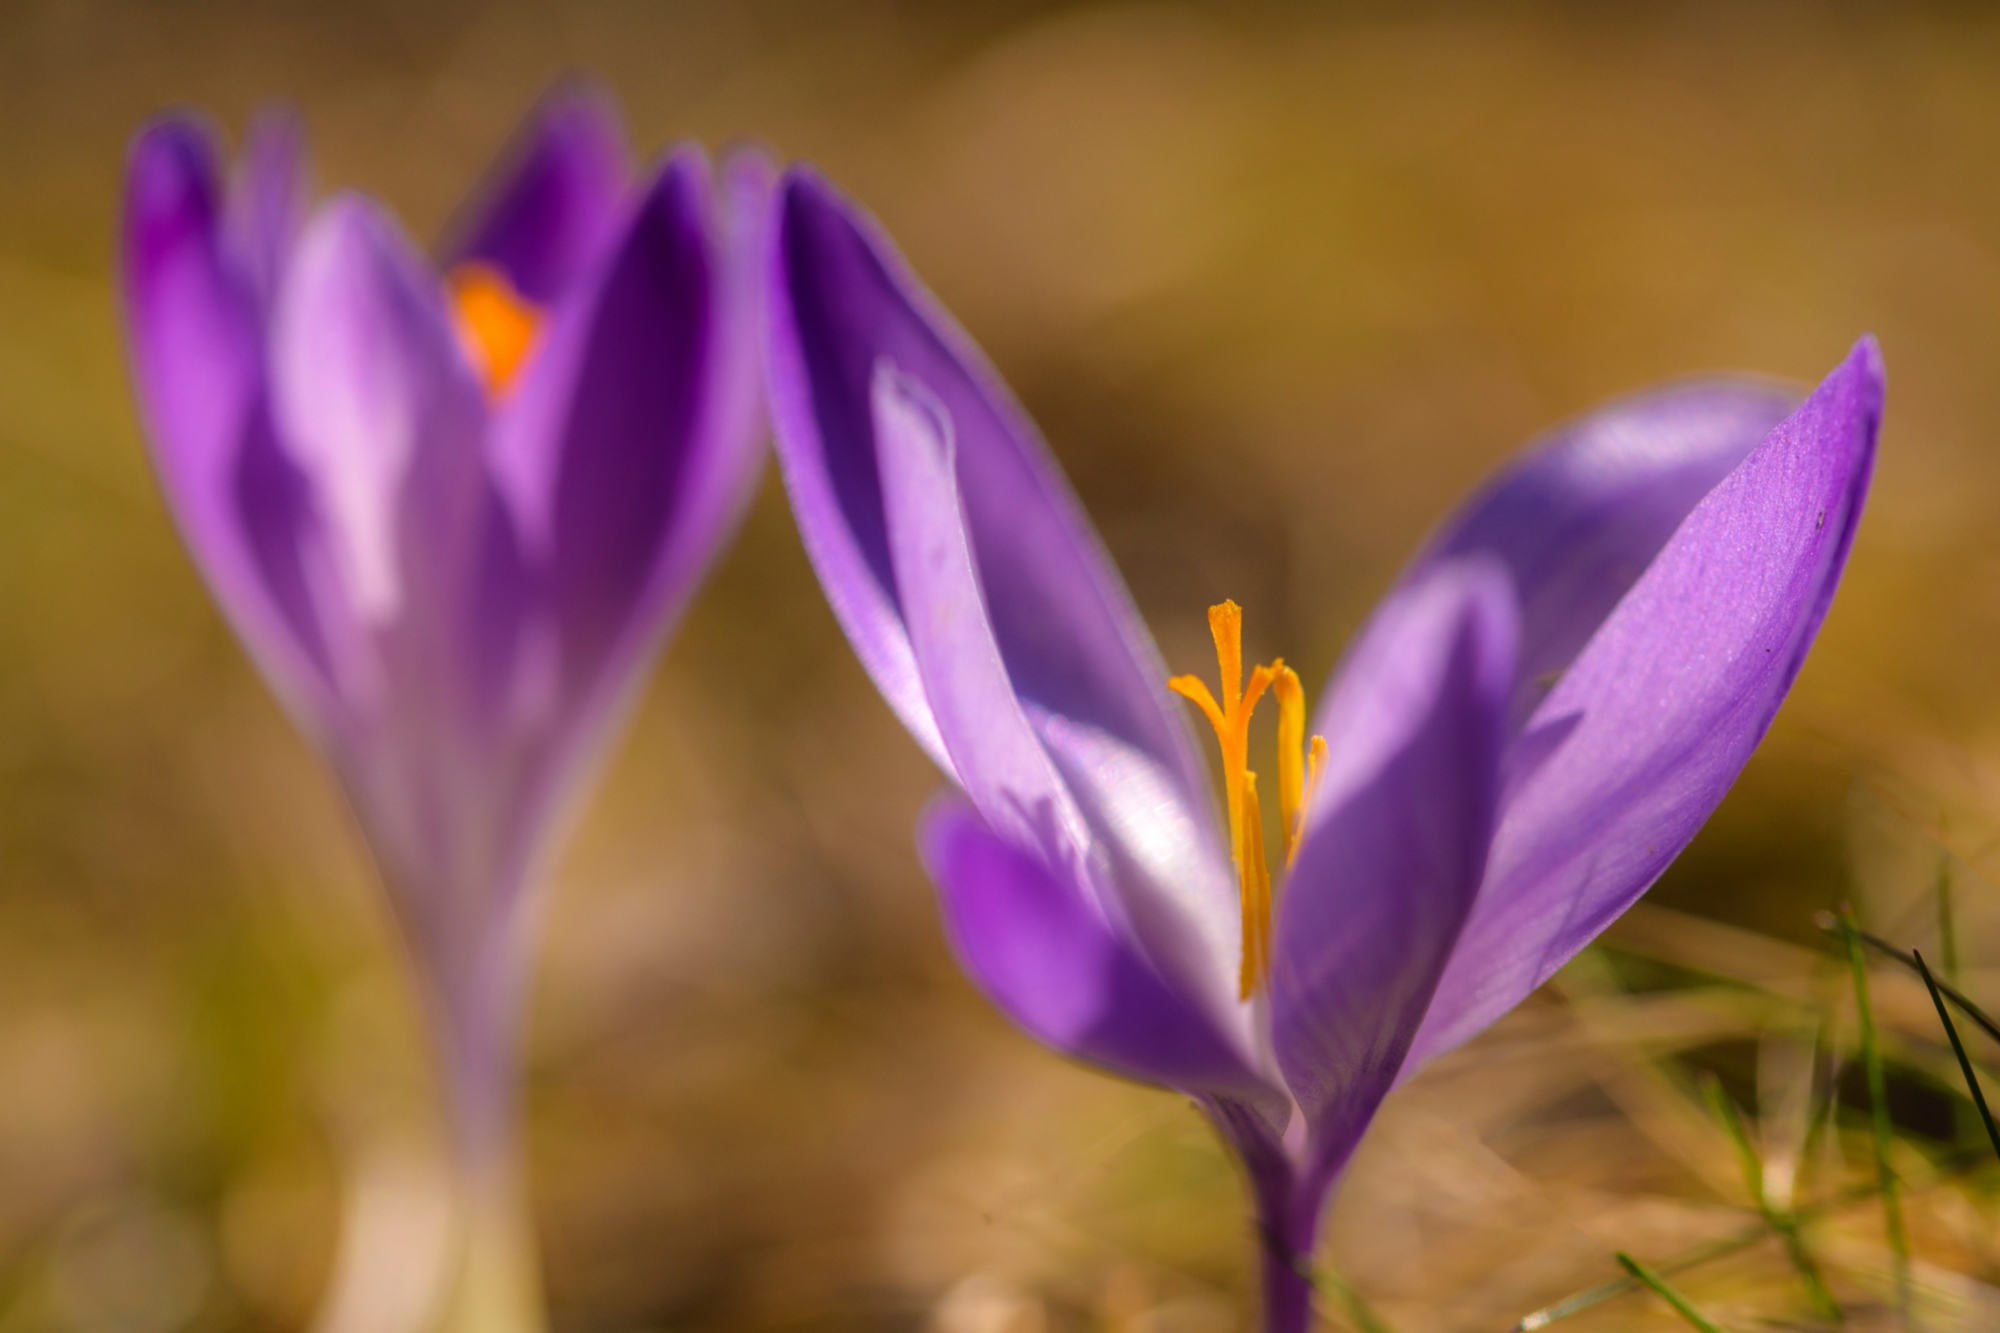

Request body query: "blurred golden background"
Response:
[3, 1, 2000, 1329]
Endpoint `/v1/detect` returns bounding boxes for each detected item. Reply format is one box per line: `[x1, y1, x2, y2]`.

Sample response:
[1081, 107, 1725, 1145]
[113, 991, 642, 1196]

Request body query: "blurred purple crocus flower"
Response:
[122, 90, 766, 1326]
[764, 168, 1880, 1332]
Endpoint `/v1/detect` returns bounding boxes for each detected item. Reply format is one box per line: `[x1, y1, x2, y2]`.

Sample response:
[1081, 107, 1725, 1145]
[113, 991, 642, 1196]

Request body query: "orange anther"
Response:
[447, 262, 542, 398]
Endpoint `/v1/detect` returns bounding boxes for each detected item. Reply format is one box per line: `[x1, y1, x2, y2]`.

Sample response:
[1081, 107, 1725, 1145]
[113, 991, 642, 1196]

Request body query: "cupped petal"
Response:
[438, 84, 629, 305]
[1273, 558, 1517, 1183]
[1033, 711, 1253, 1062]
[490, 145, 763, 724]
[765, 168, 1206, 808]
[270, 194, 490, 700]
[1407, 338, 1884, 1071]
[875, 365, 1252, 1043]
[121, 114, 336, 720]
[875, 363, 1091, 870]
[921, 800, 1279, 1106]
[1409, 381, 1799, 730]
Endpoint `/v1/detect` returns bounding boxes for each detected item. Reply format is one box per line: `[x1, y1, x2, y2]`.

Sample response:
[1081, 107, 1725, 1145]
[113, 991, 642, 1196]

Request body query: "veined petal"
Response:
[874, 364, 1092, 874]
[438, 84, 629, 305]
[1407, 338, 1883, 1071]
[490, 147, 759, 720]
[1034, 711, 1255, 1064]
[1273, 559, 1517, 1184]
[1410, 380, 1799, 731]
[765, 168, 1207, 808]
[270, 195, 489, 686]
[874, 369, 1249, 1044]
[921, 801, 1277, 1105]
[121, 115, 336, 721]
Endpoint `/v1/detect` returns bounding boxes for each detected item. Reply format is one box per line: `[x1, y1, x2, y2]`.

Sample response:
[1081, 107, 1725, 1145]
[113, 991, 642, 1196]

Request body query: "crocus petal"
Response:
[226, 106, 308, 312]
[874, 366, 1257, 1048]
[122, 115, 336, 719]
[438, 85, 629, 305]
[765, 168, 1207, 808]
[921, 800, 1277, 1104]
[1273, 558, 1517, 1184]
[1407, 338, 1883, 1071]
[1033, 711, 1255, 1061]
[874, 363, 1092, 870]
[491, 147, 758, 719]
[270, 195, 489, 697]
[1410, 381, 1799, 730]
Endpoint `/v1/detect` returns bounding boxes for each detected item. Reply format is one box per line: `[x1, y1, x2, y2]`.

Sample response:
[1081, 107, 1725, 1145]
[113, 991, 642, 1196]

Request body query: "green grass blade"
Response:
[1840, 905, 1911, 1321]
[1916, 948, 2000, 1163]
[1316, 1265, 1395, 1333]
[1697, 1072, 1841, 1322]
[1699, 1072, 1764, 1205]
[1817, 911, 2000, 1047]
[1512, 1146, 1993, 1328]
[1615, 1253, 1730, 1333]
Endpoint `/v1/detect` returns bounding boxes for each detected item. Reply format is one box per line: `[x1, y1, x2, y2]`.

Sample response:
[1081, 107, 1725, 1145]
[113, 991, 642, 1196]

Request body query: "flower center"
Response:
[1170, 601, 1327, 999]
[447, 262, 542, 399]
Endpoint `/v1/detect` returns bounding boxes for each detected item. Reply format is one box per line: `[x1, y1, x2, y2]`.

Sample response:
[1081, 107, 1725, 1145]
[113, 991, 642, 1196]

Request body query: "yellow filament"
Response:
[1170, 603, 1330, 997]
[1169, 601, 1274, 997]
[1240, 771, 1273, 996]
[1273, 663, 1305, 865]
[447, 262, 542, 398]
[1305, 735, 1328, 824]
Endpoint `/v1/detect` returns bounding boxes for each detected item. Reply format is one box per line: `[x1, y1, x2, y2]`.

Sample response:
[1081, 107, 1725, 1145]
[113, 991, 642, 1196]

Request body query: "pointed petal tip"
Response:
[507, 78, 629, 177]
[1825, 333, 1885, 412]
[773, 163, 865, 241]
[721, 140, 779, 190]
[440, 84, 632, 304]
[124, 113, 222, 223]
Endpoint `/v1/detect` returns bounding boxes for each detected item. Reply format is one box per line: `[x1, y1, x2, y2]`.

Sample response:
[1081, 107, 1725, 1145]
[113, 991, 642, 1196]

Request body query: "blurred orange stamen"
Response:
[447, 262, 542, 398]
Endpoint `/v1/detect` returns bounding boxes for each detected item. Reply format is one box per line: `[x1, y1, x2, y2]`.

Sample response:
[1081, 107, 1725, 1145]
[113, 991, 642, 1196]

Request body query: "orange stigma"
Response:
[447, 262, 542, 398]
[1170, 602, 1326, 999]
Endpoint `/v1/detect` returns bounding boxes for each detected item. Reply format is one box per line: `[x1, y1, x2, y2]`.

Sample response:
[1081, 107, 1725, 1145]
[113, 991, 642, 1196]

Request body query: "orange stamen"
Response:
[1273, 664, 1305, 865]
[1171, 604, 1330, 996]
[447, 262, 542, 398]
[1170, 601, 1276, 997]
[1240, 771, 1273, 997]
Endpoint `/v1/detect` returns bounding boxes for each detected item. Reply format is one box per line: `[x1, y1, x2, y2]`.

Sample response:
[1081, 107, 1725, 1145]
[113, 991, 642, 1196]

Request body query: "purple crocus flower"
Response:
[122, 91, 765, 1323]
[764, 168, 1880, 1331]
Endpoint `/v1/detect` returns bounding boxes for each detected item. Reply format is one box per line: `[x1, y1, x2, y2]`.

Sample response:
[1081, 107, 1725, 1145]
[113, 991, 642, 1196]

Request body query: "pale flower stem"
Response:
[435, 1150, 546, 1333]
[425, 934, 546, 1333]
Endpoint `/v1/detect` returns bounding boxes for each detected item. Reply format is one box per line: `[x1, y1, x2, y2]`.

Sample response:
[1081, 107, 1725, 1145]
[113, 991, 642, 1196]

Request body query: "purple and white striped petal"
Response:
[874, 363, 1093, 871]
[765, 169, 1208, 812]
[1406, 338, 1883, 1071]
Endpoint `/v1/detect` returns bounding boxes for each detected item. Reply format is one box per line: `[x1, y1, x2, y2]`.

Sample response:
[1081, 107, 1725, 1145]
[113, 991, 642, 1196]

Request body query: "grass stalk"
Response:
[1697, 1073, 1840, 1321]
[1839, 905, 1911, 1324]
[1316, 1265, 1395, 1333]
[1817, 913, 2000, 1048]
[1512, 1145, 1993, 1328]
[1914, 948, 2000, 1163]
[1614, 1253, 1730, 1333]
